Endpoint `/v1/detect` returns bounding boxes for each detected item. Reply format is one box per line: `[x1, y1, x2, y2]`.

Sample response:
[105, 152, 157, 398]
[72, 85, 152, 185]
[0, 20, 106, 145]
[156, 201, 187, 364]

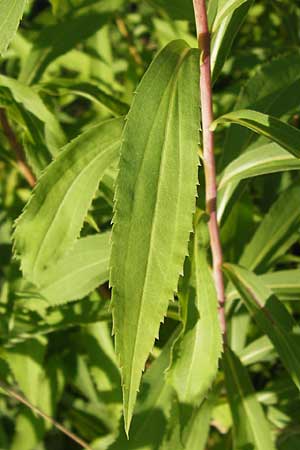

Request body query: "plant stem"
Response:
[0, 109, 36, 187]
[193, 0, 226, 337]
[0, 380, 93, 450]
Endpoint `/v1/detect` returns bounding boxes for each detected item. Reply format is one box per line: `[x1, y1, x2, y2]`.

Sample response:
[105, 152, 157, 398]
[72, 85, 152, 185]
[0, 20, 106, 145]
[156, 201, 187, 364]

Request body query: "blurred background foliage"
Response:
[0, 0, 300, 449]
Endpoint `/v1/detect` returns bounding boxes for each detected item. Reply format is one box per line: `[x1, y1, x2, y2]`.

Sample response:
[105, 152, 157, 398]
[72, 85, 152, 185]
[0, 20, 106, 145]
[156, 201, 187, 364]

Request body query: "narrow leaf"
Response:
[38, 233, 111, 306]
[14, 118, 123, 284]
[212, 0, 250, 32]
[222, 51, 300, 167]
[228, 270, 300, 303]
[211, 0, 253, 83]
[239, 185, 300, 272]
[213, 109, 300, 158]
[224, 264, 300, 391]
[167, 216, 222, 404]
[223, 347, 275, 450]
[0, 0, 26, 55]
[110, 40, 200, 432]
[218, 143, 300, 190]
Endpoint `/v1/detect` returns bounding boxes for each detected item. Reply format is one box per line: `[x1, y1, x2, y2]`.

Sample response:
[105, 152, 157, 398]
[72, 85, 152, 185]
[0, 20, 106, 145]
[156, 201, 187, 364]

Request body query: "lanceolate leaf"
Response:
[110, 40, 200, 432]
[0, 74, 66, 153]
[239, 185, 300, 272]
[223, 347, 275, 450]
[167, 217, 222, 405]
[40, 80, 129, 116]
[0, 0, 27, 55]
[211, 0, 253, 83]
[224, 264, 300, 391]
[213, 109, 300, 158]
[227, 270, 300, 303]
[212, 0, 250, 32]
[218, 143, 300, 190]
[14, 118, 123, 284]
[38, 233, 111, 306]
[222, 51, 300, 167]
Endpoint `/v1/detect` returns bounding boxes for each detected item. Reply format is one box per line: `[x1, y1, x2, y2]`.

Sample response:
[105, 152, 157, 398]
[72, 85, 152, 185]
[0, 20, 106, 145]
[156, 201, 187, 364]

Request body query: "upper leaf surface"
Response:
[110, 40, 200, 433]
[39, 233, 111, 305]
[0, 0, 26, 55]
[222, 51, 300, 166]
[14, 118, 123, 284]
[167, 217, 222, 404]
[213, 109, 300, 158]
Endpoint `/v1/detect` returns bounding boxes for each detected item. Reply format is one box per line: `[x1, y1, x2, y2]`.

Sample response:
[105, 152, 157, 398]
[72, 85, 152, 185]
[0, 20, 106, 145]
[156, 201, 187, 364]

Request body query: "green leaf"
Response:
[259, 270, 300, 302]
[228, 270, 300, 303]
[239, 185, 300, 272]
[224, 264, 300, 391]
[218, 143, 300, 190]
[38, 233, 111, 306]
[212, 0, 250, 32]
[19, 10, 111, 85]
[1, 337, 47, 404]
[223, 347, 275, 450]
[0, 0, 27, 55]
[213, 109, 300, 158]
[40, 80, 129, 117]
[211, 0, 254, 83]
[108, 333, 177, 450]
[14, 117, 123, 284]
[167, 216, 222, 405]
[183, 387, 220, 450]
[0, 74, 66, 153]
[240, 336, 274, 366]
[110, 40, 200, 433]
[222, 51, 300, 167]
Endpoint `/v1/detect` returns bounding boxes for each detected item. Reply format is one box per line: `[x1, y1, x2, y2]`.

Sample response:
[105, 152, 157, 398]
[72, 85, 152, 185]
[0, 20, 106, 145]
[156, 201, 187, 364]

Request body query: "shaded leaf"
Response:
[41, 79, 129, 116]
[239, 185, 300, 272]
[222, 51, 300, 167]
[19, 10, 111, 85]
[224, 264, 300, 391]
[167, 216, 222, 405]
[224, 347, 275, 450]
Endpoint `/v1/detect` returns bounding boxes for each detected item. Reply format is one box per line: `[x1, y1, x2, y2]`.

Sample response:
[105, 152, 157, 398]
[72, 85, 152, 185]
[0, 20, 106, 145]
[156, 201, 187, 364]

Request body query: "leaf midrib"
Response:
[124, 47, 191, 409]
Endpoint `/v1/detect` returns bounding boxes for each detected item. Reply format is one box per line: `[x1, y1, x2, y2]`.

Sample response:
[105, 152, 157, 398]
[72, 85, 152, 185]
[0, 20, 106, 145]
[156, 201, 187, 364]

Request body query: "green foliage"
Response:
[110, 40, 200, 432]
[0, 1, 300, 449]
[0, 0, 27, 55]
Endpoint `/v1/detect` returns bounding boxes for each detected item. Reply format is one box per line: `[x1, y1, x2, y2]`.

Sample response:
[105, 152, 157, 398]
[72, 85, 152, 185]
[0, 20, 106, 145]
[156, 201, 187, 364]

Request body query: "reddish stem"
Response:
[193, 0, 226, 337]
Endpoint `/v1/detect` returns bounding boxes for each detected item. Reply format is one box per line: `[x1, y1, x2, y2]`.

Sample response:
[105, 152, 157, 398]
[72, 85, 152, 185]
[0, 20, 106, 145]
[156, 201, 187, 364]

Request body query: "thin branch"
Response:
[0, 108, 36, 187]
[0, 379, 93, 450]
[193, 0, 227, 338]
[116, 17, 143, 67]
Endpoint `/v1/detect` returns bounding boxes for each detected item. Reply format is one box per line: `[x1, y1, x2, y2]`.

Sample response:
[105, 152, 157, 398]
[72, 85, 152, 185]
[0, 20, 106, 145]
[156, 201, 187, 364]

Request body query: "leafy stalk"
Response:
[192, 0, 226, 336]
